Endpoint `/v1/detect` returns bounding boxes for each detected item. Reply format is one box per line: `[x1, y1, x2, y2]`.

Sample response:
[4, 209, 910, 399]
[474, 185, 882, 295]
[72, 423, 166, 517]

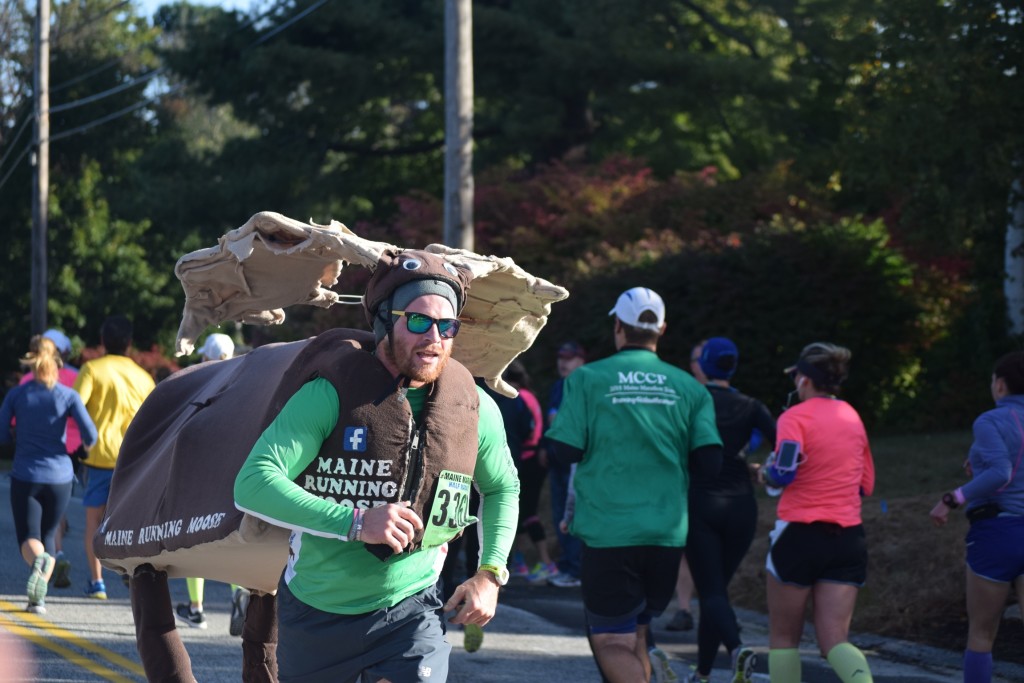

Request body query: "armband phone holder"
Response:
[773, 440, 801, 472]
[765, 440, 801, 488]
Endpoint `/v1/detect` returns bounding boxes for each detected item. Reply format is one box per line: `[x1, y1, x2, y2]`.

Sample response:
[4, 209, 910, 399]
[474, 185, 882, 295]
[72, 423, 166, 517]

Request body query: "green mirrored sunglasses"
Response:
[391, 310, 461, 339]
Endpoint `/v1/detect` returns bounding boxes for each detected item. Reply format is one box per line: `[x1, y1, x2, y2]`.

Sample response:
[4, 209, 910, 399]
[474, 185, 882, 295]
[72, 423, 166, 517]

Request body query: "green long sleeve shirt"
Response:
[234, 378, 519, 614]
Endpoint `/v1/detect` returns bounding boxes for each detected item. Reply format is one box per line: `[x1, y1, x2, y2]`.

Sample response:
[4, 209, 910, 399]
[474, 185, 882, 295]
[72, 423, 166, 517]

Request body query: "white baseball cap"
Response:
[43, 329, 73, 356]
[197, 333, 235, 361]
[608, 287, 666, 332]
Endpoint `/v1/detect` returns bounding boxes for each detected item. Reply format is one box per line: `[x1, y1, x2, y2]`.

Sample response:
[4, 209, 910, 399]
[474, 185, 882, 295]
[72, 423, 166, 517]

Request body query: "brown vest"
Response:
[296, 341, 480, 558]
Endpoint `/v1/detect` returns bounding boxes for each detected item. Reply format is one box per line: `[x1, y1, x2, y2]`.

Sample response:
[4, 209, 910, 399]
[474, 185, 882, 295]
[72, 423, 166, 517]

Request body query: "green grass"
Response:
[871, 429, 973, 498]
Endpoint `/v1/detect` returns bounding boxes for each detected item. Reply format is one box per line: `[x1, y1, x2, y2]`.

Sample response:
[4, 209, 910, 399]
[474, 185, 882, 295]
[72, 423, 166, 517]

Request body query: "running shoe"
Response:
[547, 571, 581, 588]
[665, 609, 694, 632]
[84, 579, 107, 600]
[649, 647, 679, 683]
[26, 601, 46, 615]
[509, 556, 531, 578]
[730, 646, 757, 683]
[687, 672, 709, 683]
[526, 562, 558, 584]
[230, 587, 251, 637]
[463, 623, 484, 653]
[27, 553, 54, 605]
[51, 554, 71, 588]
[175, 603, 208, 630]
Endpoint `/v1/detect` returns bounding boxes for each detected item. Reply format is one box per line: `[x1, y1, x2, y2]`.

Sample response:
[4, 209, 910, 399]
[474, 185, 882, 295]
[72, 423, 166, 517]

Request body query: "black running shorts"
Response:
[766, 520, 867, 587]
[581, 544, 684, 632]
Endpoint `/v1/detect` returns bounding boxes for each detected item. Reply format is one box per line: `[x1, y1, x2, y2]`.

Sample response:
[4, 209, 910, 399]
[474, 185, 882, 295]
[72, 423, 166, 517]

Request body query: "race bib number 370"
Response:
[421, 470, 478, 548]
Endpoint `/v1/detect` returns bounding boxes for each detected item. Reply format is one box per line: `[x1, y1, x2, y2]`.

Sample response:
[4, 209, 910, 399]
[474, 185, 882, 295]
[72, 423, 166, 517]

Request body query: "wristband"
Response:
[478, 564, 509, 586]
[941, 492, 960, 509]
[349, 508, 364, 541]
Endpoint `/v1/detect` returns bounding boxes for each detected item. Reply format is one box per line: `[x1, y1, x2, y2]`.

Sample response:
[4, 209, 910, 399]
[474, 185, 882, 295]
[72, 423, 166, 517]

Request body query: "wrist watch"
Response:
[941, 492, 960, 509]
[477, 564, 509, 586]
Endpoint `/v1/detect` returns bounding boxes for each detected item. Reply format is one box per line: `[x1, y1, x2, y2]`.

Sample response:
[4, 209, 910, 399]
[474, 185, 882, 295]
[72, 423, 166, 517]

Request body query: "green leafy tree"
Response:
[49, 159, 176, 342]
[159, 0, 887, 216]
[0, 0, 179, 372]
[836, 0, 1023, 248]
[829, 0, 1024, 359]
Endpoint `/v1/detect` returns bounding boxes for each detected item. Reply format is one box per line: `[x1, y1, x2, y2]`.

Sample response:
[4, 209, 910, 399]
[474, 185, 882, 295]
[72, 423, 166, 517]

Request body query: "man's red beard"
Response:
[383, 337, 451, 384]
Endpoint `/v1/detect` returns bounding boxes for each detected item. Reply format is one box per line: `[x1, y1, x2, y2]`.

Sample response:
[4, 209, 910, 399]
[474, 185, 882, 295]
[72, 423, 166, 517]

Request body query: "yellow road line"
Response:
[0, 600, 145, 680]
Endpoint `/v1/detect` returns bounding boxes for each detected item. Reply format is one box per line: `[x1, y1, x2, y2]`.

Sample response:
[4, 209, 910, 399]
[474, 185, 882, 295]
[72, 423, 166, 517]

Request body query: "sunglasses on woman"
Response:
[391, 311, 462, 339]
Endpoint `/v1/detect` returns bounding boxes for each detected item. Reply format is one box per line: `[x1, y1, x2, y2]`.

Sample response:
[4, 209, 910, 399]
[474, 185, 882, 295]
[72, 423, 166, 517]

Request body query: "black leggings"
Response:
[10, 476, 73, 553]
[515, 456, 548, 543]
[686, 491, 757, 675]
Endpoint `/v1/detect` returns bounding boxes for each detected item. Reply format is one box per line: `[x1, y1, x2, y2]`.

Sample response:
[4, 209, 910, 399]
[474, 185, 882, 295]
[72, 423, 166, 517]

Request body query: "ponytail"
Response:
[20, 336, 62, 389]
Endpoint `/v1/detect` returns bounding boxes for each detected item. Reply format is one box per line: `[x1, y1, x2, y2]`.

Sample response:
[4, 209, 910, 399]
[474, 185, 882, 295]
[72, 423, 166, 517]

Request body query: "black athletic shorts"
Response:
[276, 579, 450, 683]
[581, 544, 684, 633]
[766, 520, 867, 587]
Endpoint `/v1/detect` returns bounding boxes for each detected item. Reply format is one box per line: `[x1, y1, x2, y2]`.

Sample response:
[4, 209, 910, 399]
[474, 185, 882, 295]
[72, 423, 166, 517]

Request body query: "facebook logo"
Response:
[343, 426, 368, 452]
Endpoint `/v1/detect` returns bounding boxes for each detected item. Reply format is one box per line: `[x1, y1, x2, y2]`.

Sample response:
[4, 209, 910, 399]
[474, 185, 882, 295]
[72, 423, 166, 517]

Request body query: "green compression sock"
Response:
[186, 577, 204, 606]
[826, 642, 873, 683]
[768, 648, 801, 683]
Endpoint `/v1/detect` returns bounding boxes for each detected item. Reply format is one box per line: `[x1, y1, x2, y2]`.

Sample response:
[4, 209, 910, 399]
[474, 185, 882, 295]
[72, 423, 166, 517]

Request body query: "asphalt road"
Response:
[3, 473, 1023, 682]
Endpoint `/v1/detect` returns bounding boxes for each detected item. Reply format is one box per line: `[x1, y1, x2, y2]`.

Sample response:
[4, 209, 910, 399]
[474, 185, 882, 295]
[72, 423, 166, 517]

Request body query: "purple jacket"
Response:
[963, 394, 1024, 516]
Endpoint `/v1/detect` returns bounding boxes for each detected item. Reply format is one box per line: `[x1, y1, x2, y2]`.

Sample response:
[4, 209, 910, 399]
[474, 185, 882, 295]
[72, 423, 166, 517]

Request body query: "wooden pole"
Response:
[31, 0, 50, 334]
[443, 0, 474, 251]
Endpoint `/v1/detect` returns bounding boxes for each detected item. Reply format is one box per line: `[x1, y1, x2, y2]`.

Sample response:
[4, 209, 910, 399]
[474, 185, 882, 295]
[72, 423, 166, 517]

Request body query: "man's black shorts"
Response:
[276, 579, 450, 683]
[581, 544, 684, 631]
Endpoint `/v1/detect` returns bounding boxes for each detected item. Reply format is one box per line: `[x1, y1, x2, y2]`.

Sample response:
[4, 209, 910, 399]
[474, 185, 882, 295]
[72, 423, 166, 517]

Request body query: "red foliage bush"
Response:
[78, 344, 180, 380]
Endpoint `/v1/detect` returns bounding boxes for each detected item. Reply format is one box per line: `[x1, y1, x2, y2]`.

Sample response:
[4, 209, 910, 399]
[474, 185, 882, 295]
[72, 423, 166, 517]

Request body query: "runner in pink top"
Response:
[761, 342, 876, 683]
[774, 396, 874, 527]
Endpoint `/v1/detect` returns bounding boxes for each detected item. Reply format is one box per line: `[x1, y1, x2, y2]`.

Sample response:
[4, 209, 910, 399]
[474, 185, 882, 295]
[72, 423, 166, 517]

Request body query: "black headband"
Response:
[796, 358, 838, 388]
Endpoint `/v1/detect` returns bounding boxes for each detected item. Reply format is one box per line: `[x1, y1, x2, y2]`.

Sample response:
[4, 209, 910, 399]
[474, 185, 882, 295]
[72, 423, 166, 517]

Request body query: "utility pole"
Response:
[443, 0, 474, 251]
[31, 0, 50, 334]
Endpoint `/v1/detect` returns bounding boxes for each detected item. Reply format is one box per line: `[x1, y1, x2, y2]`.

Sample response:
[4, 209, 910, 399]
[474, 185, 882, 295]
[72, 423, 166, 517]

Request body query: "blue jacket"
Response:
[963, 394, 1024, 516]
[0, 381, 97, 484]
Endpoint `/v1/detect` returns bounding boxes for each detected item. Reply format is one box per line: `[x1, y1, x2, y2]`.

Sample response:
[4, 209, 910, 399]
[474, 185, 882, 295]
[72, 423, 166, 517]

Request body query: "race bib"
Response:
[421, 470, 478, 548]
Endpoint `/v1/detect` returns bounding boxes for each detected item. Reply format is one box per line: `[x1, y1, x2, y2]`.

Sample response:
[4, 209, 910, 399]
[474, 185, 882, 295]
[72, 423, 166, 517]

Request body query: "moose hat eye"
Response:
[401, 258, 422, 271]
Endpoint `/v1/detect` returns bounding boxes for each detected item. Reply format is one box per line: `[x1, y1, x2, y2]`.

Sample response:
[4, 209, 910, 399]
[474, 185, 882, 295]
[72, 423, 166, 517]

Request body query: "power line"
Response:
[55, 1, 131, 43]
[49, 0, 311, 108]
[0, 113, 33, 173]
[235, 0, 296, 35]
[50, 68, 165, 113]
[0, 144, 30, 194]
[47, 84, 183, 143]
[43, 0, 329, 141]
[51, 58, 120, 94]
[250, 0, 328, 47]
[7, 0, 320, 164]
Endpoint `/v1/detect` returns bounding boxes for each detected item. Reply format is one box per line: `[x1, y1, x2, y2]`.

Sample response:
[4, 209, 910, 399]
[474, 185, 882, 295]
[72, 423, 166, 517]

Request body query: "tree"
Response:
[0, 0, 32, 136]
[833, 0, 1024, 333]
[159, 0, 880, 217]
[0, 0, 179, 371]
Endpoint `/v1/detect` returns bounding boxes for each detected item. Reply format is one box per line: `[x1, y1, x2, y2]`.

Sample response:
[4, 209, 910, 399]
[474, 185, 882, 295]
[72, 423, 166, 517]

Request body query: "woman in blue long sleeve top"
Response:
[930, 350, 1024, 683]
[1, 336, 97, 614]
